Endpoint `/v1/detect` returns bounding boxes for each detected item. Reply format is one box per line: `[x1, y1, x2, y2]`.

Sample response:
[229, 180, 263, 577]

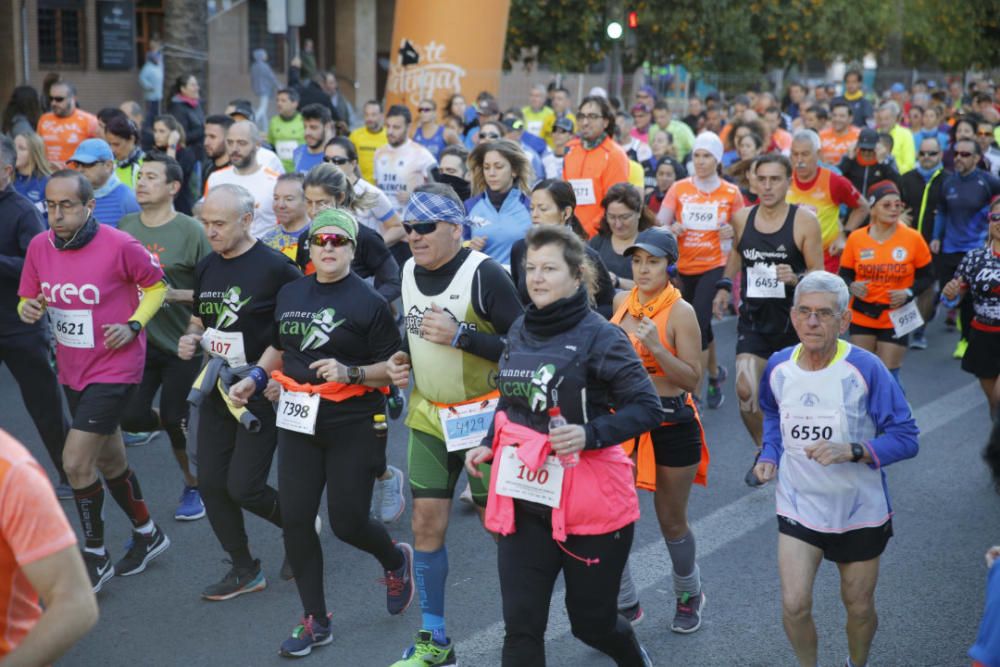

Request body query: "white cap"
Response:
[588, 86, 608, 99]
[692, 131, 724, 164]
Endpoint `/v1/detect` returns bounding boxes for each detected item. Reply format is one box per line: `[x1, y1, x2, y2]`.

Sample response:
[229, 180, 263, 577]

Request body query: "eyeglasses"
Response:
[578, 113, 603, 121]
[954, 151, 976, 158]
[418, 107, 434, 113]
[402, 221, 439, 235]
[793, 306, 838, 322]
[45, 200, 84, 212]
[323, 156, 350, 165]
[989, 213, 1000, 222]
[310, 233, 352, 248]
[49, 96, 67, 103]
[606, 212, 637, 224]
[918, 150, 940, 157]
[479, 133, 501, 140]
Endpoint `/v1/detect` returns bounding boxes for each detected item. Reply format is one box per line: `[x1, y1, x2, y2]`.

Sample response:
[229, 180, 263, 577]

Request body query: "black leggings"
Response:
[678, 267, 723, 350]
[196, 392, 282, 556]
[0, 334, 68, 483]
[498, 505, 642, 667]
[121, 345, 201, 450]
[279, 416, 403, 618]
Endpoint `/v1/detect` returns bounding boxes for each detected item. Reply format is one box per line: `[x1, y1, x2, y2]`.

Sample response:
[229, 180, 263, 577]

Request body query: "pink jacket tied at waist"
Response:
[484, 410, 640, 542]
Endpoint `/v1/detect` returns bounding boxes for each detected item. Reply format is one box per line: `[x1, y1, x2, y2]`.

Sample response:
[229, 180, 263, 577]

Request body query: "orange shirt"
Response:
[662, 178, 745, 275]
[36, 109, 100, 166]
[562, 136, 631, 238]
[0, 430, 77, 657]
[841, 223, 932, 328]
[819, 126, 860, 166]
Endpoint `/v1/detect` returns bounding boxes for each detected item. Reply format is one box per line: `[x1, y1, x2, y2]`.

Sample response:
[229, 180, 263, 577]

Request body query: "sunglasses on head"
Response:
[954, 151, 975, 158]
[323, 156, 350, 165]
[402, 221, 439, 235]
[49, 96, 66, 103]
[918, 150, 940, 157]
[310, 233, 352, 248]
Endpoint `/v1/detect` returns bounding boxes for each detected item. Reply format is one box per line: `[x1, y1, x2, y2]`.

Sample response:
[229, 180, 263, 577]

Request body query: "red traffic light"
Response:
[627, 10, 638, 28]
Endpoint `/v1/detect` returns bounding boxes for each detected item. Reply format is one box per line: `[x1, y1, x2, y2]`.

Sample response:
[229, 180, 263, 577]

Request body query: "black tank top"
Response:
[737, 204, 805, 334]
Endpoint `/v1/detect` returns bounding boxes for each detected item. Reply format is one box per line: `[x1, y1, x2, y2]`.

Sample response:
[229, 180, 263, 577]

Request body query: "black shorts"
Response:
[650, 413, 703, 468]
[778, 515, 893, 563]
[64, 383, 137, 435]
[962, 327, 1000, 379]
[735, 324, 799, 358]
[849, 322, 908, 347]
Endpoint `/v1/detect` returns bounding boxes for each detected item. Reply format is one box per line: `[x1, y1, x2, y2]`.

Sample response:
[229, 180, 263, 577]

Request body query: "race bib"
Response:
[48, 307, 94, 349]
[526, 120, 543, 136]
[275, 140, 298, 161]
[202, 328, 247, 367]
[682, 202, 719, 231]
[276, 390, 320, 435]
[889, 300, 924, 338]
[569, 179, 596, 206]
[746, 263, 786, 299]
[494, 446, 565, 508]
[438, 397, 499, 452]
[780, 408, 843, 455]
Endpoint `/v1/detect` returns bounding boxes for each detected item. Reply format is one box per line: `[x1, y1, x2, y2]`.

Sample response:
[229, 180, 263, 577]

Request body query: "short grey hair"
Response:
[791, 129, 820, 154]
[207, 183, 256, 220]
[879, 100, 900, 118]
[794, 271, 850, 313]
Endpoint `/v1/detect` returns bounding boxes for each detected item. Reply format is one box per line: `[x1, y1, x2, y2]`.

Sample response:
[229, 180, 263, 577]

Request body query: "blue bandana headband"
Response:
[402, 190, 467, 225]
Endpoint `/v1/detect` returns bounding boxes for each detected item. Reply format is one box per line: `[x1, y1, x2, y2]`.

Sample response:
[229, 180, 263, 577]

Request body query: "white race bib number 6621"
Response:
[48, 307, 95, 349]
[275, 390, 320, 435]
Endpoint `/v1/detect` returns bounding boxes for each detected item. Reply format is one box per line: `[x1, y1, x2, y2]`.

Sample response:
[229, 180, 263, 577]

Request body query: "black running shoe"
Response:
[381, 542, 415, 615]
[202, 559, 267, 601]
[116, 525, 170, 577]
[83, 550, 114, 593]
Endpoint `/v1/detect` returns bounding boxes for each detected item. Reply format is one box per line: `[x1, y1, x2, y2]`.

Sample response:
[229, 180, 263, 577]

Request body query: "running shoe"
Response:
[54, 481, 73, 500]
[83, 550, 114, 593]
[706, 366, 727, 409]
[175, 486, 206, 521]
[387, 385, 406, 420]
[620, 601, 644, 626]
[377, 465, 406, 523]
[671, 591, 705, 633]
[745, 451, 765, 488]
[458, 483, 475, 507]
[201, 559, 267, 601]
[279, 613, 333, 658]
[391, 631, 457, 666]
[909, 331, 928, 350]
[116, 524, 170, 576]
[123, 431, 156, 447]
[953, 338, 968, 359]
[381, 542, 415, 615]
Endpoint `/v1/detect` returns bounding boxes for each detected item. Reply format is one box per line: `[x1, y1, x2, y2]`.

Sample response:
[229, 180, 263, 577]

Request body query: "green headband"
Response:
[309, 208, 358, 243]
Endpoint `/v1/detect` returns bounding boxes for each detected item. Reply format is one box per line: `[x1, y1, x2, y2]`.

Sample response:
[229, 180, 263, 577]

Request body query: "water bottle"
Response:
[548, 407, 578, 468]
[373, 413, 388, 438]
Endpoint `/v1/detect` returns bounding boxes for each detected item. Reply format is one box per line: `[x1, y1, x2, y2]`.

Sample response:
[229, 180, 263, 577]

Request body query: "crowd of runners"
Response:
[2, 61, 1000, 667]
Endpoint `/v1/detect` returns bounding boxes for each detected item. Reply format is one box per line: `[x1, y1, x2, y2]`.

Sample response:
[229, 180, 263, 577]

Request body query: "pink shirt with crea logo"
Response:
[18, 225, 164, 390]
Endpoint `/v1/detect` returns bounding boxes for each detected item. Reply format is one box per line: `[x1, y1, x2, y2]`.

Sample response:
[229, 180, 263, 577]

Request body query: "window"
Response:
[38, 1, 84, 66]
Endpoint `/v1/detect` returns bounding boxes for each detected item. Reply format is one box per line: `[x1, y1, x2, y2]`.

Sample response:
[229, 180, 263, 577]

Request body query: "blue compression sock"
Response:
[414, 547, 448, 641]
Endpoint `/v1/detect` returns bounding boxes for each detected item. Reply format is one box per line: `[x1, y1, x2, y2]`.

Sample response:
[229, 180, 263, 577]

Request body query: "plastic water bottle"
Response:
[373, 414, 388, 438]
[548, 407, 578, 468]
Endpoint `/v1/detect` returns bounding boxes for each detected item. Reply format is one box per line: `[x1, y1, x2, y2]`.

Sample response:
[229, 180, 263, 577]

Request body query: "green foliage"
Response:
[901, 0, 1000, 70]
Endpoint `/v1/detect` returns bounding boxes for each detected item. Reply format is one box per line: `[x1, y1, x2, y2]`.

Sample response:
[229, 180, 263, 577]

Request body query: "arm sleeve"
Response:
[128, 280, 167, 326]
[861, 356, 920, 468]
[758, 359, 784, 465]
[839, 267, 857, 284]
[954, 250, 974, 285]
[583, 326, 664, 448]
[466, 261, 525, 361]
[911, 263, 934, 296]
[371, 247, 402, 304]
[0, 206, 44, 280]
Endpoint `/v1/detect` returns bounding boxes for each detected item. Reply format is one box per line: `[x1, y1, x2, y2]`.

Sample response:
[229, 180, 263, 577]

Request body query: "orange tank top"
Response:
[611, 298, 676, 378]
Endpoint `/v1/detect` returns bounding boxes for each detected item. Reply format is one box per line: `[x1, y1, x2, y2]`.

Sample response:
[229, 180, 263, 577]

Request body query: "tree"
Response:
[505, 0, 612, 71]
[901, 0, 1000, 71]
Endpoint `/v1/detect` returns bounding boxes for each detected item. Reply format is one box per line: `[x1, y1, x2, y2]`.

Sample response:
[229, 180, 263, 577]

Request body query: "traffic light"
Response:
[627, 10, 638, 29]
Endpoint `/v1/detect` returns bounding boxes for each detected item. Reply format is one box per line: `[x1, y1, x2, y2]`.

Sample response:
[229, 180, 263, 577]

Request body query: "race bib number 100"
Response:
[494, 446, 565, 508]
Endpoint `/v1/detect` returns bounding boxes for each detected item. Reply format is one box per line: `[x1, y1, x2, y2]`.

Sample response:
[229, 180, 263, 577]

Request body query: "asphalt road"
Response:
[1, 315, 995, 667]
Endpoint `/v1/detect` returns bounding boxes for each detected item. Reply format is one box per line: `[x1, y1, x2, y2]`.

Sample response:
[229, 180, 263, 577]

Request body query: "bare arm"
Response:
[380, 212, 406, 247]
[844, 198, 871, 233]
[796, 208, 825, 272]
[658, 301, 702, 391]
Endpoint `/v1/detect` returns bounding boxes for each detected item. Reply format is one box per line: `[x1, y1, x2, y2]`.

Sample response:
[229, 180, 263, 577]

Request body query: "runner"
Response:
[261, 173, 310, 259]
[562, 95, 631, 238]
[323, 136, 406, 247]
[179, 183, 301, 600]
[104, 115, 144, 190]
[227, 208, 415, 657]
[657, 131, 745, 408]
[521, 84, 555, 142]
[349, 101, 388, 183]
[787, 129, 869, 273]
[118, 154, 212, 520]
[753, 271, 919, 667]
[463, 224, 660, 667]
[941, 196, 1000, 415]
[540, 117, 574, 181]
[35, 81, 100, 166]
[712, 154, 823, 486]
[292, 104, 333, 174]
[374, 105, 438, 216]
[464, 139, 533, 266]
[412, 98, 459, 160]
[386, 184, 523, 666]
[589, 182, 656, 292]
[67, 139, 140, 227]
[13, 131, 54, 208]
[201, 114, 235, 189]
[205, 120, 280, 239]
[18, 169, 170, 592]
[268, 88, 305, 173]
[611, 228, 710, 633]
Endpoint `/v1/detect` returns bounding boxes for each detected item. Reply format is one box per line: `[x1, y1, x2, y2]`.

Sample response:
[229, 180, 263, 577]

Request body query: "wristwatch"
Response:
[850, 442, 865, 463]
[127, 320, 142, 335]
[347, 366, 363, 384]
[451, 323, 471, 350]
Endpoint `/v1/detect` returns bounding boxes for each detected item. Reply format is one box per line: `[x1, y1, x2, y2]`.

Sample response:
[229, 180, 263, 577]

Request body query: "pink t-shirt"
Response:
[19, 225, 164, 390]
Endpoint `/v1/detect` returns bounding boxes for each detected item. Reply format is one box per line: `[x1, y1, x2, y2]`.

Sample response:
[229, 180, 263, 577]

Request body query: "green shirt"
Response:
[268, 113, 306, 172]
[118, 212, 212, 354]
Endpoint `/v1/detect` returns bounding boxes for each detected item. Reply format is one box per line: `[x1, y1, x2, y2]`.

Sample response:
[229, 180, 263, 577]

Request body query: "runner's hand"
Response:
[468, 236, 487, 251]
[18, 295, 45, 324]
[228, 377, 256, 407]
[464, 446, 493, 478]
[712, 289, 730, 320]
[178, 333, 202, 360]
[670, 222, 684, 237]
[420, 303, 459, 345]
[753, 460, 776, 484]
[309, 358, 349, 383]
[829, 235, 846, 256]
[986, 546, 1000, 569]
[942, 278, 962, 300]
[386, 351, 411, 389]
[804, 441, 852, 465]
[887, 289, 909, 308]
[634, 316, 663, 353]
[102, 323, 136, 350]
[929, 239, 941, 254]
[776, 264, 797, 285]
[849, 281, 869, 299]
[718, 223, 734, 240]
[549, 424, 586, 455]
[263, 379, 281, 402]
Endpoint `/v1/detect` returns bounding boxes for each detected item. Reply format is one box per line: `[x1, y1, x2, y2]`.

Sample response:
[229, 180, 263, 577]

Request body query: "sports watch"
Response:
[127, 320, 143, 335]
[347, 366, 364, 384]
[850, 442, 865, 463]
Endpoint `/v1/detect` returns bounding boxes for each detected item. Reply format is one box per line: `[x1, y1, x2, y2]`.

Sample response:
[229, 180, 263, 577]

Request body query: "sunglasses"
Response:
[324, 156, 350, 165]
[402, 221, 438, 235]
[49, 96, 67, 102]
[918, 151, 940, 157]
[480, 133, 501, 140]
[310, 233, 352, 248]
[954, 151, 976, 158]
[976, 130, 994, 137]
[990, 213, 1000, 222]
[418, 107, 434, 113]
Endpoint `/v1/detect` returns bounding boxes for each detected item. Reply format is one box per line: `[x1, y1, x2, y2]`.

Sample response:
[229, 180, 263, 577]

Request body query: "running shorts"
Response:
[962, 327, 1000, 379]
[849, 322, 909, 347]
[650, 416, 704, 469]
[64, 383, 137, 435]
[735, 324, 800, 358]
[778, 515, 892, 563]
[407, 428, 491, 507]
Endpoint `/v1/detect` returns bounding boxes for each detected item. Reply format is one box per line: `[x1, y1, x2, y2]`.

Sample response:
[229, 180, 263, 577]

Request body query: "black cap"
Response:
[228, 101, 255, 120]
[624, 229, 679, 264]
[857, 128, 879, 150]
[501, 117, 524, 132]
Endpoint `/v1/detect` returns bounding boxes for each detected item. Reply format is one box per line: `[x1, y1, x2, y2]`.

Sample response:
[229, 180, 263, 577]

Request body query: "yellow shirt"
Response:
[628, 160, 644, 189]
[348, 126, 388, 183]
[521, 106, 555, 143]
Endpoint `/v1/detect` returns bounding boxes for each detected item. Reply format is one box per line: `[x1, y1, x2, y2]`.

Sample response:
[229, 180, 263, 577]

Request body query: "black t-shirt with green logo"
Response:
[273, 271, 401, 425]
[193, 241, 302, 364]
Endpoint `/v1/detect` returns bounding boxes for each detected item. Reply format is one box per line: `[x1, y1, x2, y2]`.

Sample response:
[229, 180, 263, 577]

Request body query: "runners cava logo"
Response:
[299, 308, 346, 351]
[529, 364, 556, 412]
[217, 287, 251, 328]
[496, 363, 559, 413]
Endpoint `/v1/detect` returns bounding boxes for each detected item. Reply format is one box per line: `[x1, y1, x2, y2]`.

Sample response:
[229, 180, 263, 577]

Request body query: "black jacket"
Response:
[286, 67, 337, 121]
[167, 95, 206, 161]
[837, 157, 901, 199]
[0, 186, 46, 340]
[899, 167, 947, 243]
